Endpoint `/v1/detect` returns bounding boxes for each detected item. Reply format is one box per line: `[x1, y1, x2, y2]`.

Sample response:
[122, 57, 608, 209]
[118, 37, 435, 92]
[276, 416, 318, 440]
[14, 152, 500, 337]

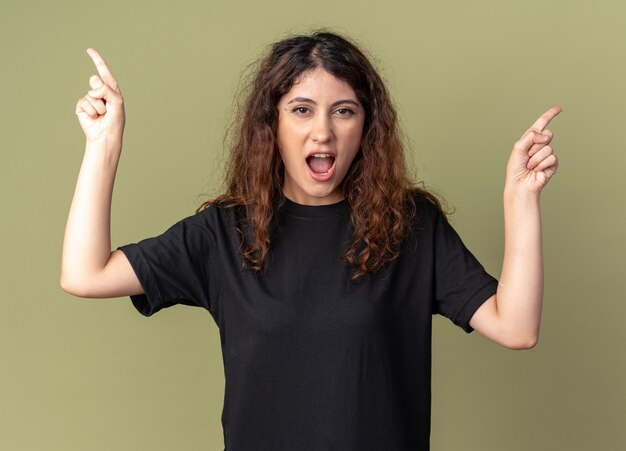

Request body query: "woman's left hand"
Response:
[505, 106, 562, 195]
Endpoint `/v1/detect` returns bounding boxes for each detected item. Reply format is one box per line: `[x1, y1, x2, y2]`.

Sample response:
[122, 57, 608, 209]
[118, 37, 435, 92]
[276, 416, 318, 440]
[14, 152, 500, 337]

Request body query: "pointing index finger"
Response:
[527, 106, 563, 133]
[86, 48, 117, 86]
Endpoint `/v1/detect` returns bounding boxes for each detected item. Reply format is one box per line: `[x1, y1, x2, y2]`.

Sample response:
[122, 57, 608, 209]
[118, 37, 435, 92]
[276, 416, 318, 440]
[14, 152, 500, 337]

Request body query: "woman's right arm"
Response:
[61, 48, 143, 298]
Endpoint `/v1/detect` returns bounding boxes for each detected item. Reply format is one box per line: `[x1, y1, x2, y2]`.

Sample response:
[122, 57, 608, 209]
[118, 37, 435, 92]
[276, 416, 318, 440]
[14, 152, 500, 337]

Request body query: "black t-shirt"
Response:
[118, 195, 498, 451]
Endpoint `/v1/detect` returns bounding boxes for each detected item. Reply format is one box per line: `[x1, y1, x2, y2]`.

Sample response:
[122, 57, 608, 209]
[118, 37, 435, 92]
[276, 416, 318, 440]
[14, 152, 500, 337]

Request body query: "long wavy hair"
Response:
[198, 31, 445, 280]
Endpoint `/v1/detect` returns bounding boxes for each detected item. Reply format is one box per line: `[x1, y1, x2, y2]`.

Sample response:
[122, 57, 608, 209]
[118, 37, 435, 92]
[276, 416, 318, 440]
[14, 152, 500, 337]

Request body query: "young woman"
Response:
[62, 32, 560, 450]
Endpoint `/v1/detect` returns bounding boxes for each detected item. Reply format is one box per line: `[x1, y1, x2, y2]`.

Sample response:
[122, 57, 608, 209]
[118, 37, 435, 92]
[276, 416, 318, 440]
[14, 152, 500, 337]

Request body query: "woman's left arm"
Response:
[469, 106, 562, 350]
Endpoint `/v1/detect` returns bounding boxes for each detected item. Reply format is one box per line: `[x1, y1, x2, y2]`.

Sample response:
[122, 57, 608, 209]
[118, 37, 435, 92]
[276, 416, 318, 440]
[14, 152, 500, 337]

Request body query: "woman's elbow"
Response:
[60, 272, 93, 298]
[502, 333, 539, 350]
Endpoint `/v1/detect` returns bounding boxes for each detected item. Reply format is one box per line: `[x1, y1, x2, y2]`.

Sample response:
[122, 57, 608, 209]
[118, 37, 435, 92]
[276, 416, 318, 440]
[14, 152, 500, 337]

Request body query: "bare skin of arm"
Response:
[469, 107, 562, 349]
[61, 48, 142, 298]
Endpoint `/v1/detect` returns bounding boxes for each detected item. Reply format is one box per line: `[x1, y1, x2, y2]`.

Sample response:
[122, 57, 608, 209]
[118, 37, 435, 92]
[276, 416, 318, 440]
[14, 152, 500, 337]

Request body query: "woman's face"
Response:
[276, 67, 365, 205]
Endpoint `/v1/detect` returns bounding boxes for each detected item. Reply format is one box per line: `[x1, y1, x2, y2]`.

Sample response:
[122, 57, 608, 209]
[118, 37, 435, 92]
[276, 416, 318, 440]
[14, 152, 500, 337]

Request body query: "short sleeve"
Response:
[430, 204, 499, 333]
[117, 210, 216, 317]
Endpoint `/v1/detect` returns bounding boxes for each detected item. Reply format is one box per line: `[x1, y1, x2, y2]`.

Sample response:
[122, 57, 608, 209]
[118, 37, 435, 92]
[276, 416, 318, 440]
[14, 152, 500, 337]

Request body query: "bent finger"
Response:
[89, 75, 104, 90]
[533, 154, 558, 173]
[527, 145, 553, 169]
[87, 82, 123, 105]
[513, 130, 551, 153]
[528, 129, 553, 157]
[76, 97, 98, 118]
[86, 95, 107, 115]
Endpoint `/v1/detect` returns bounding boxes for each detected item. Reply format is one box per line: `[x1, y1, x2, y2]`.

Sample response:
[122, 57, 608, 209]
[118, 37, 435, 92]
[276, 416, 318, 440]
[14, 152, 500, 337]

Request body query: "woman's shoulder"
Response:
[194, 198, 246, 225]
[406, 187, 448, 224]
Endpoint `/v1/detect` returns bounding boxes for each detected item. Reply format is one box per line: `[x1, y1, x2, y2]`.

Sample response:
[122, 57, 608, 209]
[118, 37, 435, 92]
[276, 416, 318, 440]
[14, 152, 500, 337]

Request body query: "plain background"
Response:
[2, 0, 624, 450]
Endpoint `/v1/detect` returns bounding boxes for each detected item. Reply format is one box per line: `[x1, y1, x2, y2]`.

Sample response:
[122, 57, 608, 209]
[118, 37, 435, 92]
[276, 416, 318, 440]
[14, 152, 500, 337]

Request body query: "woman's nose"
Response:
[311, 115, 333, 143]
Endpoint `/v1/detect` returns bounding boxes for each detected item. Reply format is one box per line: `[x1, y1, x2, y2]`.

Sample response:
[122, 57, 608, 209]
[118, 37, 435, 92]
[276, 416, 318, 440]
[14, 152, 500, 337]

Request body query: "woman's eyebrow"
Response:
[286, 97, 361, 108]
[287, 96, 316, 105]
[331, 99, 360, 108]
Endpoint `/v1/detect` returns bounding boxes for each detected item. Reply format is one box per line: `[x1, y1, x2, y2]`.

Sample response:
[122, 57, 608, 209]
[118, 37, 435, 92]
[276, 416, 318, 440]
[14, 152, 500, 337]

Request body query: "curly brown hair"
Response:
[198, 31, 445, 280]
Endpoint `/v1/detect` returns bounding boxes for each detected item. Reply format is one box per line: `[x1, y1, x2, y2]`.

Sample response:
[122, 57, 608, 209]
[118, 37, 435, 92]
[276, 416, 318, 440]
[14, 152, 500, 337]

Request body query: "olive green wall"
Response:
[2, 0, 624, 449]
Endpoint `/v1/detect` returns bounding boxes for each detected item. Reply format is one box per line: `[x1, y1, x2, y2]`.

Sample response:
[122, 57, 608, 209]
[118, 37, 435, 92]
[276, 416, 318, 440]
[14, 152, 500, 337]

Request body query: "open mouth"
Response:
[306, 154, 336, 175]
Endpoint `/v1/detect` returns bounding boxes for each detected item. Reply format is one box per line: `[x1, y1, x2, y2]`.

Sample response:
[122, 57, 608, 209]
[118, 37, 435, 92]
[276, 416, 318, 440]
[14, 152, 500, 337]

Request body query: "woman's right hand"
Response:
[75, 48, 125, 145]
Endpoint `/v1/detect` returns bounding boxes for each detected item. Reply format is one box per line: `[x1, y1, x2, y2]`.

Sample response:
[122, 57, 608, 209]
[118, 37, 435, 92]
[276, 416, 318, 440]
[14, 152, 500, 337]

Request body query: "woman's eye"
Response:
[335, 108, 355, 116]
[292, 106, 311, 114]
